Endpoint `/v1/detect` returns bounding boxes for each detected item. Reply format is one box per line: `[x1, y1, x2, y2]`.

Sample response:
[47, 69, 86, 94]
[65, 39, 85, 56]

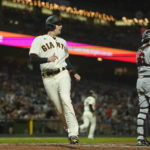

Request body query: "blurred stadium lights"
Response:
[114, 67, 128, 76]
[9, 20, 19, 25]
[1, 0, 149, 26]
[2, 0, 33, 11]
[41, 7, 53, 15]
[45, 0, 70, 6]
[97, 57, 103, 61]
[2, 0, 115, 23]
[115, 16, 149, 26]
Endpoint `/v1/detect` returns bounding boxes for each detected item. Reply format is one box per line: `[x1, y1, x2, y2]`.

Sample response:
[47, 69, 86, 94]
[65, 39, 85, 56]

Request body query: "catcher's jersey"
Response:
[29, 35, 69, 71]
[136, 43, 150, 76]
[84, 96, 96, 112]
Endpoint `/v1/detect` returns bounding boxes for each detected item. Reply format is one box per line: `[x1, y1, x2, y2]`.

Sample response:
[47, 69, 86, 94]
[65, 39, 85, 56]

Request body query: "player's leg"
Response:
[144, 78, 150, 144]
[137, 95, 148, 143]
[136, 78, 150, 146]
[88, 114, 96, 139]
[43, 77, 68, 130]
[137, 95, 148, 140]
[144, 118, 149, 143]
[80, 113, 90, 132]
[58, 71, 79, 140]
[43, 77, 63, 112]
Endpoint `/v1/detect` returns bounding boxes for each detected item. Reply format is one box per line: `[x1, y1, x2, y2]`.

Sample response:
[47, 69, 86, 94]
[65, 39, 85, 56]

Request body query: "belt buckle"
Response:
[53, 68, 60, 74]
[138, 76, 143, 78]
[46, 71, 52, 76]
[42, 70, 53, 78]
[47, 69, 59, 77]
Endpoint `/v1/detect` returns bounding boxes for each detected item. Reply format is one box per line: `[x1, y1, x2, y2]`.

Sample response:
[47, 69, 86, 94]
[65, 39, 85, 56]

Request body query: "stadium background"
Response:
[0, 0, 150, 148]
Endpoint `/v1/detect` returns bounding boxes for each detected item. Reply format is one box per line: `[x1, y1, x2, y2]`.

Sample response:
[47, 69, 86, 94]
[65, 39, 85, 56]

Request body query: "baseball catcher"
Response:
[136, 29, 150, 146]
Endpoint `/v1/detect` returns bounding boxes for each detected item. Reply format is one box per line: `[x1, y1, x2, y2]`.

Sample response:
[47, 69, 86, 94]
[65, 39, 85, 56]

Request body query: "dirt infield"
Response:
[0, 143, 150, 150]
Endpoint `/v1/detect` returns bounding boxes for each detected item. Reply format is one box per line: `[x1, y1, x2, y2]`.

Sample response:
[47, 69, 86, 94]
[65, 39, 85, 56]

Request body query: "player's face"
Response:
[54, 23, 62, 36]
[92, 93, 97, 98]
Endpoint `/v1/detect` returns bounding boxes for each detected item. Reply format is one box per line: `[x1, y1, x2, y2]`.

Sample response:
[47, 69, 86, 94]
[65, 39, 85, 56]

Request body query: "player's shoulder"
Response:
[89, 96, 95, 99]
[141, 43, 150, 50]
[33, 35, 49, 43]
[33, 35, 44, 41]
[85, 96, 94, 101]
[88, 96, 96, 102]
[56, 36, 66, 43]
[35, 34, 47, 39]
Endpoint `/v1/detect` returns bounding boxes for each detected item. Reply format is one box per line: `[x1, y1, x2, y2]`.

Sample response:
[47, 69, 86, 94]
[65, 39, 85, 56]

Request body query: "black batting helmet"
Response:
[88, 90, 97, 98]
[45, 15, 62, 31]
[88, 90, 96, 95]
[141, 29, 150, 43]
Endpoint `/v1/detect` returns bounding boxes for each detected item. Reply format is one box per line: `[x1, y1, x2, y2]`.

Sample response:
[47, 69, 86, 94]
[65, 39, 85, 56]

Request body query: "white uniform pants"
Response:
[42, 70, 79, 137]
[80, 111, 96, 139]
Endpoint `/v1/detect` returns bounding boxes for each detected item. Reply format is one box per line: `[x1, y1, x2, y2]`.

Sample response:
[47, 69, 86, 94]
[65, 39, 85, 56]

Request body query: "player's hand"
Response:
[47, 53, 58, 62]
[74, 73, 81, 81]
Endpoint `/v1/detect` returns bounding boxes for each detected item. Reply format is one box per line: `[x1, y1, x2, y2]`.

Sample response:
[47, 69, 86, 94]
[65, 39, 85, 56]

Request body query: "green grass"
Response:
[0, 137, 137, 143]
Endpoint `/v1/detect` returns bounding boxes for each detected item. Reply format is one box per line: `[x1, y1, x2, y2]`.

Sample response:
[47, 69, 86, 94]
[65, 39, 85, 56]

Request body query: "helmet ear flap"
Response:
[45, 23, 56, 31]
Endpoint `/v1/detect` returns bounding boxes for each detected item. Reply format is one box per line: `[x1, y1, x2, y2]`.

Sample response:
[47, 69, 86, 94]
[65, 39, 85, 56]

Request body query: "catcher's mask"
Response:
[141, 29, 150, 43]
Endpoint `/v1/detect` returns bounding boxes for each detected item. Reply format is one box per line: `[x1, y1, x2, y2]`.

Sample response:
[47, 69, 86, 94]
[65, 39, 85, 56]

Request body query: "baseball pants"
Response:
[43, 70, 79, 137]
[136, 77, 150, 140]
[80, 111, 96, 138]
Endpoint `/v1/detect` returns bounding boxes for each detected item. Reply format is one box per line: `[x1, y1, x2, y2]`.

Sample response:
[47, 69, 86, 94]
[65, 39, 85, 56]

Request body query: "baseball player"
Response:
[79, 90, 96, 139]
[136, 29, 150, 146]
[29, 15, 81, 144]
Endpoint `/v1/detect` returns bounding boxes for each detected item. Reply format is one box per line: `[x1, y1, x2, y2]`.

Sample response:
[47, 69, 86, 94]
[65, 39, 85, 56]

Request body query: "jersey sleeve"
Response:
[29, 37, 41, 56]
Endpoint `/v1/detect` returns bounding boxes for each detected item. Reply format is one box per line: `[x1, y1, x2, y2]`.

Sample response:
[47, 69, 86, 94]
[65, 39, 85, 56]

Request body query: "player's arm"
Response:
[65, 57, 76, 74]
[30, 53, 58, 65]
[30, 54, 48, 64]
[64, 41, 81, 81]
[65, 57, 81, 81]
[29, 37, 58, 65]
[89, 104, 95, 113]
[89, 98, 95, 113]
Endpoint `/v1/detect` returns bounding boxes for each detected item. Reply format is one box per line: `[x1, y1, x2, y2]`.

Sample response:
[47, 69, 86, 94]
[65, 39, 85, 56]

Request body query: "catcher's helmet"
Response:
[141, 29, 150, 43]
[45, 15, 62, 31]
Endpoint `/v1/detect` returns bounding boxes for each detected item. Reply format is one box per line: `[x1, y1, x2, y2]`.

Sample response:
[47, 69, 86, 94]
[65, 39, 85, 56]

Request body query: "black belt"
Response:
[42, 67, 67, 77]
[143, 75, 150, 78]
[139, 75, 150, 78]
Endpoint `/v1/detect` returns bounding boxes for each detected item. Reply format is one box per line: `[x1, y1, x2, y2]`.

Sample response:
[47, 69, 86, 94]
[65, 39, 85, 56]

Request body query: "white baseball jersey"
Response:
[136, 43, 150, 76]
[29, 35, 69, 71]
[84, 96, 96, 112]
